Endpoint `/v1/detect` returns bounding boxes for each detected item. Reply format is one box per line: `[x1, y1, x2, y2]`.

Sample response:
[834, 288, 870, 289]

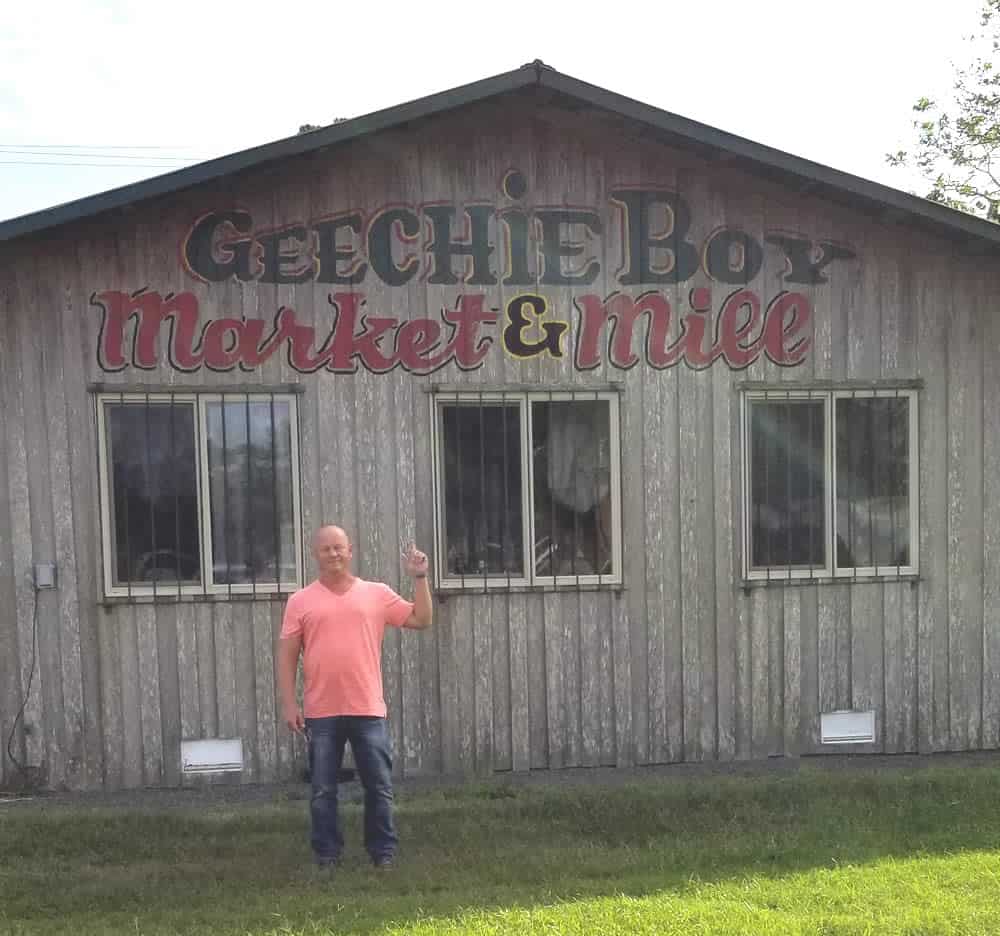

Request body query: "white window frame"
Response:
[740, 387, 918, 581]
[96, 391, 304, 598]
[430, 390, 623, 590]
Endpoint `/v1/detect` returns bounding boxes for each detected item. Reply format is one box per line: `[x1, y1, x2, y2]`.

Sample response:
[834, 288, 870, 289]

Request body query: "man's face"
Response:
[313, 528, 353, 575]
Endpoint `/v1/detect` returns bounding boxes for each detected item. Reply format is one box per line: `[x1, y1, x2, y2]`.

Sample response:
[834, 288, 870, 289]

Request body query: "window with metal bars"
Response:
[96, 391, 303, 598]
[741, 387, 919, 581]
[430, 390, 623, 589]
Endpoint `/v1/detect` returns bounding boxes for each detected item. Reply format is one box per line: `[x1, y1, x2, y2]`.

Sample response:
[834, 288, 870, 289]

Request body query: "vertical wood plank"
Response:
[713, 364, 737, 762]
[155, 605, 181, 787]
[749, 588, 770, 757]
[233, 606, 259, 781]
[473, 596, 494, 774]
[0, 401, 19, 786]
[946, 262, 984, 751]
[42, 279, 85, 788]
[492, 594, 513, 772]
[508, 593, 531, 771]
[97, 613, 123, 788]
[916, 258, 950, 751]
[395, 375, 423, 776]
[197, 607, 219, 738]
[526, 596, 549, 768]
[767, 588, 785, 756]
[543, 592, 565, 768]
[680, 366, 717, 761]
[214, 603, 237, 739]
[59, 268, 104, 789]
[6, 274, 56, 780]
[783, 589, 801, 755]
[797, 587, 820, 751]
[612, 591, 632, 766]
[271, 602, 295, 780]
[135, 605, 163, 785]
[882, 582, 915, 752]
[119, 609, 143, 788]
[251, 602, 278, 782]
[849, 585, 885, 751]
[983, 266, 1000, 751]
[176, 602, 200, 742]
[579, 592, 602, 767]
[563, 593, 583, 769]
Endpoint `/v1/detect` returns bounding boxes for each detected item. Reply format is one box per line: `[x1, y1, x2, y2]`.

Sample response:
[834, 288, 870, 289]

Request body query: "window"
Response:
[741, 388, 918, 580]
[97, 392, 302, 597]
[431, 391, 622, 588]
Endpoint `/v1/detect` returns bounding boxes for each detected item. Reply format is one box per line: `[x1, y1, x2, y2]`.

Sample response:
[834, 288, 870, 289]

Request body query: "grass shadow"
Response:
[3, 765, 1000, 934]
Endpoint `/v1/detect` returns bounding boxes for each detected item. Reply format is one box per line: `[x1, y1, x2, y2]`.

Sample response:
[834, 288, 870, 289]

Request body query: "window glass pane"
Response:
[106, 402, 201, 586]
[532, 399, 614, 577]
[440, 403, 524, 577]
[836, 396, 910, 568]
[206, 399, 297, 585]
[749, 399, 826, 570]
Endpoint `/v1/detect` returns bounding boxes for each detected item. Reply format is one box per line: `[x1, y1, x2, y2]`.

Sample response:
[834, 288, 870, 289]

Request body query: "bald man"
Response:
[279, 526, 431, 869]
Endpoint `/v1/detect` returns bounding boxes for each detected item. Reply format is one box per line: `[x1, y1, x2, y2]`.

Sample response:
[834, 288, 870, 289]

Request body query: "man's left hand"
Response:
[402, 543, 429, 579]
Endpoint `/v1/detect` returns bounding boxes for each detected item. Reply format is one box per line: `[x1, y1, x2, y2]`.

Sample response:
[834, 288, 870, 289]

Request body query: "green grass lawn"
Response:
[3, 765, 1000, 935]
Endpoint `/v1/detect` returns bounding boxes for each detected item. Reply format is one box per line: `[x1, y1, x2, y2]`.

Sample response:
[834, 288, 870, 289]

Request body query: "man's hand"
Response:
[283, 702, 305, 734]
[402, 543, 429, 579]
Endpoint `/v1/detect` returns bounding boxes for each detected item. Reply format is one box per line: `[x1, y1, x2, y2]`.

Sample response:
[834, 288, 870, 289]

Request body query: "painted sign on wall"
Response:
[92, 170, 856, 375]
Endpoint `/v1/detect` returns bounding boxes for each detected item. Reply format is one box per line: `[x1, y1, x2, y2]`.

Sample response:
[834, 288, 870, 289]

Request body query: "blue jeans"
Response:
[305, 716, 398, 862]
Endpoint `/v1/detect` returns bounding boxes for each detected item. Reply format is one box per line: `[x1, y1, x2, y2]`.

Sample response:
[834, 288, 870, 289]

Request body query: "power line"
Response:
[0, 143, 215, 151]
[0, 160, 192, 169]
[0, 149, 207, 161]
[0, 143, 204, 159]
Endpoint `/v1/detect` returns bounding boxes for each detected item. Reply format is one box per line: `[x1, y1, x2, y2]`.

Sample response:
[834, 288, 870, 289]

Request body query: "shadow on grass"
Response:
[2, 766, 1000, 934]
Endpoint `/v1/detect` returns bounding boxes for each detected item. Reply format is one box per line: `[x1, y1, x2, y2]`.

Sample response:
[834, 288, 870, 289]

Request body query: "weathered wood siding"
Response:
[1, 97, 999, 789]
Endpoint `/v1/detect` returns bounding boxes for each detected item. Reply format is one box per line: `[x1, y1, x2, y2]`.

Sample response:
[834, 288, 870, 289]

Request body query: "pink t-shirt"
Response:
[280, 578, 414, 718]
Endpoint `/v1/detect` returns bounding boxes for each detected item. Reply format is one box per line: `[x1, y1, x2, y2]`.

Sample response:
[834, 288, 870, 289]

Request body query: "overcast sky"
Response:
[0, 0, 986, 223]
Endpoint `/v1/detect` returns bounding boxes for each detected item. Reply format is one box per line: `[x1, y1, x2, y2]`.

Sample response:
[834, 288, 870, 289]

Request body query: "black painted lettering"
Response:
[503, 294, 567, 359]
[536, 209, 602, 286]
[612, 189, 699, 285]
[425, 205, 496, 285]
[368, 208, 420, 286]
[500, 208, 533, 286]
[183, 210, 255, 283]
[315, 213, 367, 285]
[258, 226, 315, 284]
[704, 228, 764, 284]
[765, 235, 856, 285]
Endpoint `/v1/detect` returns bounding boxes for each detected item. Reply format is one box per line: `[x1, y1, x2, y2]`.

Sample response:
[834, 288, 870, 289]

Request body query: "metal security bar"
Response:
[432, 387, 622, 591]
[96, 389, 302, 600]
[742, 383, 918, 585]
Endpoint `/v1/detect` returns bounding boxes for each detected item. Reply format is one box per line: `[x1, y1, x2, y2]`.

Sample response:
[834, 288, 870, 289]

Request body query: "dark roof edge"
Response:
[2, 60, 999, 250]
[0, 63, 542, 243]
[538, 69, 1000, 249]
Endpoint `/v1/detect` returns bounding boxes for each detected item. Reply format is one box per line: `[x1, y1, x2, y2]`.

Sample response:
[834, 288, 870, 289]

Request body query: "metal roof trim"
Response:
[2, 59, 998, 250]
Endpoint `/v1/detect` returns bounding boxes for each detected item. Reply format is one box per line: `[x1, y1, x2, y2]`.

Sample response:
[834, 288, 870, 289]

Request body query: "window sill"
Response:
[99, 591, 295, 608]
[740, 574, 920, 591]
[435, 582, 625, 599]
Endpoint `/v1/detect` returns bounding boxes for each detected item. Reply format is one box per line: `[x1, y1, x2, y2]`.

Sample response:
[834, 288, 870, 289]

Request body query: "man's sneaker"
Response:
[372, 855, 395, 870]
[315, 856, 341, 870]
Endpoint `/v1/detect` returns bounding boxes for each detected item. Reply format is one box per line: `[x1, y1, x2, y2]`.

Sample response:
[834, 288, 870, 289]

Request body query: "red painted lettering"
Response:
[763, 292, 812, 365]
[716, 289, 765, 368]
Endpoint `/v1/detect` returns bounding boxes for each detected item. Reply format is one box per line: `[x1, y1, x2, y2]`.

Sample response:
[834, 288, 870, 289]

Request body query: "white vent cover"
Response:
[820, 710, 876, 744]
[181, 738, 244, 774]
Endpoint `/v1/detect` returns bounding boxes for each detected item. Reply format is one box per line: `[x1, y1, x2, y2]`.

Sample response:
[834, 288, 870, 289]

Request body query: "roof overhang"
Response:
[2, 60, 999, 253]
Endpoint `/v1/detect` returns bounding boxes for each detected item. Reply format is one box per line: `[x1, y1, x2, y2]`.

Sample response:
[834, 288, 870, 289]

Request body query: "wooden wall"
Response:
[2, 96, 999, 790]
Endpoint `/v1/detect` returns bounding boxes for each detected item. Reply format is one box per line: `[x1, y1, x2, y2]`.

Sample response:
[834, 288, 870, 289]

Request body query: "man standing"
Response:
[279, 525, 432, 869]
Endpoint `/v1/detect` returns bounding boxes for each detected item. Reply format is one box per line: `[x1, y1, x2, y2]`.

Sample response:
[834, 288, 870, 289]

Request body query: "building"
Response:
[2, 62, 999, 791]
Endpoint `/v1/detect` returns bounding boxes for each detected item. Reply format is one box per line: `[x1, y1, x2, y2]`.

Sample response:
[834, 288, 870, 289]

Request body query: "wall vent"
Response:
[820, 710, 876, 744]
[181, 738, 243, 774]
